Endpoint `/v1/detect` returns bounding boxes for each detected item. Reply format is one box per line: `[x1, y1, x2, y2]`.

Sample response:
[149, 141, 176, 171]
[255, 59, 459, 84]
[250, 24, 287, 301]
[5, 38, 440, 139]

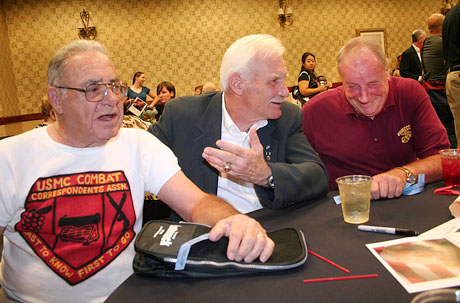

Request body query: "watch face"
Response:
[408, 174, 416, 184]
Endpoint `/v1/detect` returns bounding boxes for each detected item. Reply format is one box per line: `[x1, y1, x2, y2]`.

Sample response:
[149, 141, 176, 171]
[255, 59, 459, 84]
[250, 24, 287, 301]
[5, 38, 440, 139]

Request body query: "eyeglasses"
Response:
[55, 82, 127, 102]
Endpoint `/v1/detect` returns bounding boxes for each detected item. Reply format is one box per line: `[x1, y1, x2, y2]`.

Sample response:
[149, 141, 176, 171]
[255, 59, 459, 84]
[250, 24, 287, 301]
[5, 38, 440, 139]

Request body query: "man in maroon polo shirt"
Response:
[302, 37, 450, 200]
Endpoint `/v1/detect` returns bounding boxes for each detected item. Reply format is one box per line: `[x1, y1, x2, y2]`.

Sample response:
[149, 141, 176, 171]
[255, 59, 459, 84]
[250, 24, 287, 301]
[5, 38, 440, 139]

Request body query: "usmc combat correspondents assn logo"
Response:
[397, 125, 412, 143]
[15, 171, 136, 285]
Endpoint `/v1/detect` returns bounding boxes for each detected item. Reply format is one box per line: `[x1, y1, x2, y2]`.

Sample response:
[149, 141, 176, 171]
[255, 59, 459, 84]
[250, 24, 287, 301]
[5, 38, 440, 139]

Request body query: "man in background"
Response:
[443, 1, 460, 147]
[202, 82, 217, 93]
[303, 37, 449, 199]
[423, 13, 447, 83]
[400, 29, 426, 82]
[151, 34, 328, 215]
[422, 13, 457, 148]
[36, 94, 56, 128]
[0, 40, 274, 303]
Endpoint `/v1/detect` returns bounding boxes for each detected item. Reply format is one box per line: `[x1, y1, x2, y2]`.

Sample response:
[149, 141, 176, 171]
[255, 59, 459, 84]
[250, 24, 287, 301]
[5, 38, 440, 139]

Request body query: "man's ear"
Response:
[48, 87, 64, 115]
[228, 73, 244, 96]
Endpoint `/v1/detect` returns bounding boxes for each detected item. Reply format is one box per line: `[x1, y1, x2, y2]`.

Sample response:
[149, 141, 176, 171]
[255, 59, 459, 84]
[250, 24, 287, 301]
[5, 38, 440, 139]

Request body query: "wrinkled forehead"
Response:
[341, 49, 385, 74]
[249, 54, 287, 79]
[64, 50, 117, 82]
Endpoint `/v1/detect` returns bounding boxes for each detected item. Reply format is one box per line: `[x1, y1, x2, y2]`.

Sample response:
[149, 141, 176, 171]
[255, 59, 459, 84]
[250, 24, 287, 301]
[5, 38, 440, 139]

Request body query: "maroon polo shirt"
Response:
[302, 76, 450, 190]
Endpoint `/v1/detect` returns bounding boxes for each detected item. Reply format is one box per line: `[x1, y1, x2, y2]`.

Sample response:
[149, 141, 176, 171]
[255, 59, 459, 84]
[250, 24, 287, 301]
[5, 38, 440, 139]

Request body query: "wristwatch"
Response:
[396, 167, 416, 184]
[265, 175, 275, 189]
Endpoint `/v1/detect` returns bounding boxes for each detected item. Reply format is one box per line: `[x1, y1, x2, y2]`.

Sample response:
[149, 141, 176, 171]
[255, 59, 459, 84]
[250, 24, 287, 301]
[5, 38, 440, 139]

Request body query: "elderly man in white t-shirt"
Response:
[0, 40, 274, 303]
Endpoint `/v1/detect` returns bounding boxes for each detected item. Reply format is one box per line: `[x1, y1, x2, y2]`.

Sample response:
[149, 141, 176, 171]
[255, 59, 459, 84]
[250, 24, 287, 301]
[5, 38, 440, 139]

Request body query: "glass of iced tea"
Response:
[439, 149, 460, 186]
[336, 175, 372, 224]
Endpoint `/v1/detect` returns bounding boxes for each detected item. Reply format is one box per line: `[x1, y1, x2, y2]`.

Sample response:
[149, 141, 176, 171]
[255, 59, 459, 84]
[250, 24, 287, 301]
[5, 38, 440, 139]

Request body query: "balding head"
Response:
[202, 82, 217, 93]
[427, 13, 445, 35]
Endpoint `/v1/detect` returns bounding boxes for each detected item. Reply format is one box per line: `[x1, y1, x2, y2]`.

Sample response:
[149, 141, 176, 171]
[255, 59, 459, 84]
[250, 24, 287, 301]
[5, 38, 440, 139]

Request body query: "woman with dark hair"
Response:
[124, 71, 158, 115]
[296, 52, 331, 104]
[128, 72, 157, 102]
[392, 55, 402, 77]
[155, 81, 176, 120]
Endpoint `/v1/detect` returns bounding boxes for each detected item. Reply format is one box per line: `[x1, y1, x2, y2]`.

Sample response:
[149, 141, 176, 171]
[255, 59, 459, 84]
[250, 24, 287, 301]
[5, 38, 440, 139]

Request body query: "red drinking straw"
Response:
[308, 249, 351, 273]
[303, 274, 379, 283]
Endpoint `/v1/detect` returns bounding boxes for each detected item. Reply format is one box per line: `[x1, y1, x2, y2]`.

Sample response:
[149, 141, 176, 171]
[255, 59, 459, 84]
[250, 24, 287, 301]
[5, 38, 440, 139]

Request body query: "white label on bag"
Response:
[160, 225, 180, 247]
[175, 233, 210, 270]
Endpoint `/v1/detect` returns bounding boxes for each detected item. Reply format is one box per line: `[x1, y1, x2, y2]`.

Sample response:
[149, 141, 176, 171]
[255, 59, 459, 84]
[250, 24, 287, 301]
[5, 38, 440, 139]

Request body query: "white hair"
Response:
[219, 34, 285, 92]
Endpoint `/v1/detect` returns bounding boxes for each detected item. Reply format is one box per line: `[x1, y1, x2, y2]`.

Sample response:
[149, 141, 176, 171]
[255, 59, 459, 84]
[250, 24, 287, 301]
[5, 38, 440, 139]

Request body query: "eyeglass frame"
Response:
[54, 81, 128, 103]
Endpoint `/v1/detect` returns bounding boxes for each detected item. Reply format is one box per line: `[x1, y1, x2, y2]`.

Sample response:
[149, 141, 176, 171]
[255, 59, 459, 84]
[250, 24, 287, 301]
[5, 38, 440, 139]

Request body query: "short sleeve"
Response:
[137, 131, 180, 195]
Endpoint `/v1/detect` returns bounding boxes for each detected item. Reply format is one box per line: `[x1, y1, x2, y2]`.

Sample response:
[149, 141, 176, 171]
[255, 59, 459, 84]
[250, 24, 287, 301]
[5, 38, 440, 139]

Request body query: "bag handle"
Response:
[175, 233, 210, 270]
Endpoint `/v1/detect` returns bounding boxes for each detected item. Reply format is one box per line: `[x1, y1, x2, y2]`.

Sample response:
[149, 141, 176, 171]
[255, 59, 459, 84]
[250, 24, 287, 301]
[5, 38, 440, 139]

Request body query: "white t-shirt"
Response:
[0, 127, 180, 303]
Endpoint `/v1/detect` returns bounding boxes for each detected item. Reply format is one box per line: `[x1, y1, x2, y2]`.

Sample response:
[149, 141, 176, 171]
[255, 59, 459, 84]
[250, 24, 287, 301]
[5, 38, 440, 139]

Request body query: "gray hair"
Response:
[202, 82, 217, 93]
[337, 37, 389, 75]
[47, 40, 108, 86]
[219, 34, 285, 92]
[411, 29, 426, 42]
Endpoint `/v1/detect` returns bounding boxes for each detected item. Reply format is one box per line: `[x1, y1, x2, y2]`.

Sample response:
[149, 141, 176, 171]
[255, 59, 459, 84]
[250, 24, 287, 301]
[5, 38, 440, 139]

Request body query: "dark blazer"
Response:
[400, 45, 422, 80]
[150, 91, 328, 209]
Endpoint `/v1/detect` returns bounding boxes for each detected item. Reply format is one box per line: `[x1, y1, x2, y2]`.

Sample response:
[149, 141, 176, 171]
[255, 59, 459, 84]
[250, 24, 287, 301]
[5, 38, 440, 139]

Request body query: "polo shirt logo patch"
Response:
[397, 125, 412, 143]
[15, 171, 136, 285]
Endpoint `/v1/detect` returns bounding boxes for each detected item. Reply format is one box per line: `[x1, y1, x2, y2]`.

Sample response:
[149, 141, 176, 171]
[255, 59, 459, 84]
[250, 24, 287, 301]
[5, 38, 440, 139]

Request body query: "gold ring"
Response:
[224, 162, 232, 172]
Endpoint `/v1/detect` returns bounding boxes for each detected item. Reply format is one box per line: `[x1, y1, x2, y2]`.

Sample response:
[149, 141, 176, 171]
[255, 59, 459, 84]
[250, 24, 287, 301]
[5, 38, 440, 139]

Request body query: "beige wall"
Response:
[0, 0, 18, 118]
[0, 0, 457, 133]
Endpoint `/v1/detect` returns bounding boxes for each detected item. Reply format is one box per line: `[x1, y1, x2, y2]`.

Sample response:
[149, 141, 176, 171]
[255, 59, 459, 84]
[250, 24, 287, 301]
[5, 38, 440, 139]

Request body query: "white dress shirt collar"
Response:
[215, 93, 268, 213]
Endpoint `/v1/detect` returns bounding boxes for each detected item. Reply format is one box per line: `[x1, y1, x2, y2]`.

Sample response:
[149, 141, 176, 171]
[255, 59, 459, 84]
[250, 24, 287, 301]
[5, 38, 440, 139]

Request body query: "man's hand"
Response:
[371, 169, 407, 199]
[209, 214, 275, 263]
[202, 127, 272, 186]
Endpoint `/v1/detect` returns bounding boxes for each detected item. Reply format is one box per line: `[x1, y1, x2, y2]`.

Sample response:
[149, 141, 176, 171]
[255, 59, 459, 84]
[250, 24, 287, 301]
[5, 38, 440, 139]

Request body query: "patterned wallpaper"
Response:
[0, 0, 18, 117]
[0, 0, 457, 118]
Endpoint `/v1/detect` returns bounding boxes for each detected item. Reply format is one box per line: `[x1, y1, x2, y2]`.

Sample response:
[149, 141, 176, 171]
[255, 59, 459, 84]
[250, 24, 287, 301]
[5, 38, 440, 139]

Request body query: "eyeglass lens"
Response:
[85, 83, 126, 102]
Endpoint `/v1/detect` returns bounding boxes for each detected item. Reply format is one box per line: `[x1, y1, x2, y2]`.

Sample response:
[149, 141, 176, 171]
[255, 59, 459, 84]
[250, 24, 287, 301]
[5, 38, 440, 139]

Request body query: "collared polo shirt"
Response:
[302, 76, 450, 190]
[216, 93, 268, 213]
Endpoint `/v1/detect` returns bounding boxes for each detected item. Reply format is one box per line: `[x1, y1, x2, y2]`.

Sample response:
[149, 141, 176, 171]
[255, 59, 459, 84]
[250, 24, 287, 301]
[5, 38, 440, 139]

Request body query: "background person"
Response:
[36, 94, 56, 128]
[392, 55, 402, 77]
[400, 29, 426, 82]
[0, 40, 274, 303]
[151, 34, 329, 215]
[194, 84, 203, 95]
[202, 82, 217, 93]
[155, 81, 175, 120]
[443, 1, 460, 147]
[294, 52, 332, 105]
[422, 13, 457, 148]
[124, 71, 158, 115]
[302, 37, 449, 199]
[422, 13, 447, 83]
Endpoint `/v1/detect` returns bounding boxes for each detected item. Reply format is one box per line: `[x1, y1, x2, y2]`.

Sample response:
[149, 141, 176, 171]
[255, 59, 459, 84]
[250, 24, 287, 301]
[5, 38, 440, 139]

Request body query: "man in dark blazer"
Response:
[150, 34, 328, 214]
[400, 29, 426, 81]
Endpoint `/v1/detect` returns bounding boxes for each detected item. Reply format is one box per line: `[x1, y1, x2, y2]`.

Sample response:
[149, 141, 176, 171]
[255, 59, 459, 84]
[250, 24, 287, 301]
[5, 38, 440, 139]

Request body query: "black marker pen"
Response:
[358, 225, 419, 236]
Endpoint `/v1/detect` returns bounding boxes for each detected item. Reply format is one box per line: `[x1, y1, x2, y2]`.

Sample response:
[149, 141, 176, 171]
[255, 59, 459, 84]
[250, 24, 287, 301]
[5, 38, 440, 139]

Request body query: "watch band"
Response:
[396, 167, 416, 184]
[265, 175, 275, 189]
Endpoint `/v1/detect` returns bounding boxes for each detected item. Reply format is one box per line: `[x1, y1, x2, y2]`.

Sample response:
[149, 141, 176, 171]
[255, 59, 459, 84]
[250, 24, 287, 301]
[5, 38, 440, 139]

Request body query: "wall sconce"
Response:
[77, 9, 97, 40]
[278, 0, 293, 27]
[441, 0, 452, 15]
